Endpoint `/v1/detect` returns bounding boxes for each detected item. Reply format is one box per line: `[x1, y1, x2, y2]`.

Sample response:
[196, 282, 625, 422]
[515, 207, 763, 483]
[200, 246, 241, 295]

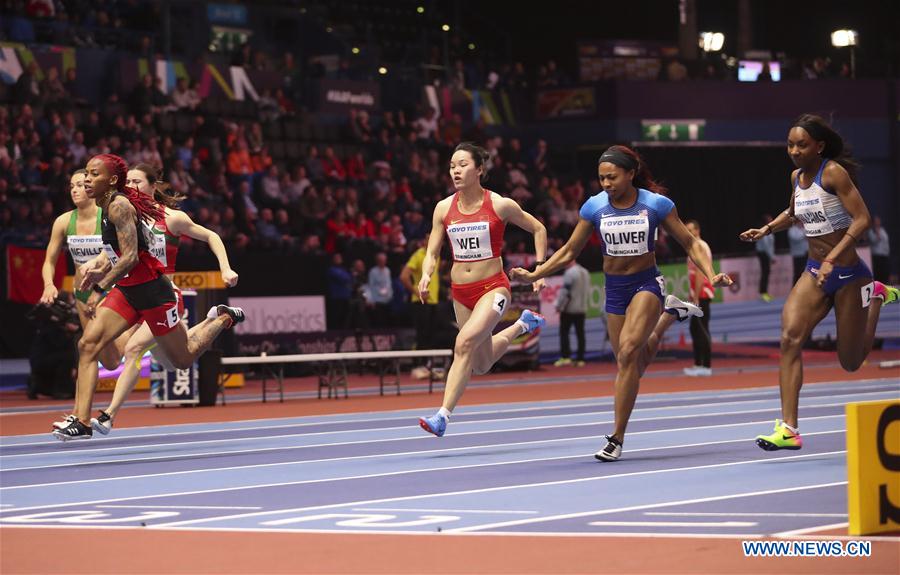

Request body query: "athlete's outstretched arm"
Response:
[497, 197, 547, 291]
[418, 201, 448, 303]
[166, 210, 239, 286]
[39, 214, 69, 304]
[664, 207, 732, 287]
[509, 219, 594, 283]
[497, 197, 547, 263]
[740, 172, 797, 242]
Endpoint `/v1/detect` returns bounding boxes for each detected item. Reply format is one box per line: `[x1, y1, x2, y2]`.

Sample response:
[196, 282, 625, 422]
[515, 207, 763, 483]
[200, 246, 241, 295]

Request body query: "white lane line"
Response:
[644, 512, 847, 518]
[4, 523, 898, 541]
[0, 446, 846, 518]
[772, 522, 852, 537]
[2, 392, 870, 463]
[0, 423, 844, 490]
[447, 481, 848, 533]
[2, 377, 895, 445]
[588, 521, 757, 528]
[0, 409, 848, 473]
[96, 505, 262, 510]
[352, 508, 539, 515]
[150, 452, 847, 529]
[2, 372, 888, 418]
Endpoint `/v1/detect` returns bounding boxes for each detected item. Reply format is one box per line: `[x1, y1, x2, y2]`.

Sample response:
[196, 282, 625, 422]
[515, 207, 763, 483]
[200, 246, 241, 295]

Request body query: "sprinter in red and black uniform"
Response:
[52, 154, 244, 441]
[86, 163, 241, 436]
[417, 142, 547, 437]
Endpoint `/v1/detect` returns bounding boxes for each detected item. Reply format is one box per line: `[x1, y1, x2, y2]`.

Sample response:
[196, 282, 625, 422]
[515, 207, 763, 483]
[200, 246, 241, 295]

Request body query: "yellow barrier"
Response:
[96, 373, 244, 392]
[63, 271, 225, 292]
[847, 399, 900, 535]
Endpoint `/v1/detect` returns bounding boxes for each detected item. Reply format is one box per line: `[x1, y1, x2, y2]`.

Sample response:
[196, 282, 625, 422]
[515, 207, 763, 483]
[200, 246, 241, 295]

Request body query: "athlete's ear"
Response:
[109, 173, 118, 188]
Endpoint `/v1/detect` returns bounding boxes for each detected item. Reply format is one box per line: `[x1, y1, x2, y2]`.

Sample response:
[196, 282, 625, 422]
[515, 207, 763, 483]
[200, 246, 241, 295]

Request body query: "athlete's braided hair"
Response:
[131, 162, 186, 210]
[92, 154, 165, 224]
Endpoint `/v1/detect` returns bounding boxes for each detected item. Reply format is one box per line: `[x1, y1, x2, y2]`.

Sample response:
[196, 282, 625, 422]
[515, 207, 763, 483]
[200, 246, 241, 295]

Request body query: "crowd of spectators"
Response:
[0, 42, 600, 328]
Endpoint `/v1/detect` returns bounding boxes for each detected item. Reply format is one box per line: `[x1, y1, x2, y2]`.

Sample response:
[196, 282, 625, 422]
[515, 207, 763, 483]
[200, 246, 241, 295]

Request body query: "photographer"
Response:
[27, 292, 81, 400]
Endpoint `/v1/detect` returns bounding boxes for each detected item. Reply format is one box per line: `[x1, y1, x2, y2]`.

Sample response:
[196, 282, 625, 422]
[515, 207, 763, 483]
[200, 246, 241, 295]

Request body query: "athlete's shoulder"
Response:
[433, 195, 453, 220]
[641, 188, 674, 213]
[579, 191, 607, 218]
[821, 159, 850, 182]
[54, 210, 74, 227]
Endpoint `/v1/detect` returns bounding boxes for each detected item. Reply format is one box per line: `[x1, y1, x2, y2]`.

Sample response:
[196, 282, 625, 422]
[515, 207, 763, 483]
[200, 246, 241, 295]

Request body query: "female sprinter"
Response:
[511, 145, 732, 461]
[52, 154, 243, 440]
[740, 114, 898, 451]
[88, 163, 240, 435]
[40, 169, 123, 370]
[417, 142, 547, 437]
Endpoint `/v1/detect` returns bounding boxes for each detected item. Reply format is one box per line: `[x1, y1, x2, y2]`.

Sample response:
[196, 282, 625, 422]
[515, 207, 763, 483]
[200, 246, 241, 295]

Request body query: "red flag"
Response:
[6, 245, 66, 304]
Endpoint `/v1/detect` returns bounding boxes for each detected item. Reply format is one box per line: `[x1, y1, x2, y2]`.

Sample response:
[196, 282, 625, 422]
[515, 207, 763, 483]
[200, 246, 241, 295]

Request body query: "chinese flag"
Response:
[6, 245, 66, 304]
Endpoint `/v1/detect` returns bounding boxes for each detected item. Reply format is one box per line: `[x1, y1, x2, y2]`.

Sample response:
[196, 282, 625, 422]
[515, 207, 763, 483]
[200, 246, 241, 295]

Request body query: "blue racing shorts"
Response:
[605, 267, 666, 315]
[806, 258, 872, 297]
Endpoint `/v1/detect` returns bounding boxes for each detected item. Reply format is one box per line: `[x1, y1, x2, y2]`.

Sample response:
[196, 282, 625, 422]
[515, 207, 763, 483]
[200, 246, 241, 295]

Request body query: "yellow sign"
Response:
[63, 271, 225, 292]
[171, 271, 226, 290]
[847, 400, 900, 535]
[97, 373, 244, 392]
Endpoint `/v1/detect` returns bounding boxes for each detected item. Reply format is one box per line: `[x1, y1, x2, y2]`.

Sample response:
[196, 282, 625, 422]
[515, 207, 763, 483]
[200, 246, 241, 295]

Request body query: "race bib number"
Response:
[147, 225, 167, 268]
[101, 244, 131, 279]
[447, 222, 493, 261]
[600, 214, 650, 257]
[67, 235, 104, 265]
[794, 190, 834, 236]
[102, 244, 119, 267]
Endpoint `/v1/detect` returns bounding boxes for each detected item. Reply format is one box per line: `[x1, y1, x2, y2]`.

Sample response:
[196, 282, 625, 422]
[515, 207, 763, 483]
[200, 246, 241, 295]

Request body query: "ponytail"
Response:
[792, 114, 860, 182]
[131, 162, 186, 210]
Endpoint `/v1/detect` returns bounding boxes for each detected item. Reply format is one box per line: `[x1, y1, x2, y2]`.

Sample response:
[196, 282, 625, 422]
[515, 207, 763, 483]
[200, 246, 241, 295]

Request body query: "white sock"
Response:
[782, 422, 799, 434]
[206, 306, 219, 320]
[438, 407, 451, 420]
[514, 320, 528, 335]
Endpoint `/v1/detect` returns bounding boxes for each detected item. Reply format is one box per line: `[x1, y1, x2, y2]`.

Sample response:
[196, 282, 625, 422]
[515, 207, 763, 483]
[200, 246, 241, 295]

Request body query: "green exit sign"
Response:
[641, 119, 706, 141]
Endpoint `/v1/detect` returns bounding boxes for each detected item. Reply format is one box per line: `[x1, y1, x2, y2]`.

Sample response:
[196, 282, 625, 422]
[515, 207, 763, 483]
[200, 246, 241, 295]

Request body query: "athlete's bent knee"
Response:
[838, 352, 864, 372]
[616, 341, 640, 368]
[78, 336, 103, 360]
[780, 327, 806, 354]
[454, 334, 478, 358]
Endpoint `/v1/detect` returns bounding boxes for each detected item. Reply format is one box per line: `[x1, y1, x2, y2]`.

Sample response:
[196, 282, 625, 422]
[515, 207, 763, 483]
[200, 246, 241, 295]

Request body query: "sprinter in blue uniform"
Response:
[512, 145, 732, 461]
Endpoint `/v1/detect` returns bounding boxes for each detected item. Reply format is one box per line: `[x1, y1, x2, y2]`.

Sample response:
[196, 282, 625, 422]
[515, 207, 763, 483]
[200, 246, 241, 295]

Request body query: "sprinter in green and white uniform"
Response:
[41, 169, 124, 371]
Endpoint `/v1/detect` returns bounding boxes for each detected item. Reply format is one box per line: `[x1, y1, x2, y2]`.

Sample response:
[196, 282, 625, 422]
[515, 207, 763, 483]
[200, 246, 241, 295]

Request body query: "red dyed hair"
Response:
[92, 154, 165, 224]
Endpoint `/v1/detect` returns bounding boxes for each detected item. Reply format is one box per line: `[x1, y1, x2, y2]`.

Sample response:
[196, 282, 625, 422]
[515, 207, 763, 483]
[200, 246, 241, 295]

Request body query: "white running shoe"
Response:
[664, 295, 703, 322]
[594, 435, 622, 462]
[52, 414, 77, 430]
[694, 367, 712, 377]
[683, 366, 701, 376]
[90, 410, 114, 435]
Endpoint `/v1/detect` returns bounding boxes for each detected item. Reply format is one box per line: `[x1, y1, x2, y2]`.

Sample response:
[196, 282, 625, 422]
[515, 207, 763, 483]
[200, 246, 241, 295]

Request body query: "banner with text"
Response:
[229, 296, 326, 336]
[319, 79, 381, 112]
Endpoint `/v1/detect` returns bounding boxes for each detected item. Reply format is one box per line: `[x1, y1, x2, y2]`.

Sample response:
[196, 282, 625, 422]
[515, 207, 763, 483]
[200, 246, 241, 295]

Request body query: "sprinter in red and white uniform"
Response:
[87, 163, 240, 436]
[417, 142, 547, 437]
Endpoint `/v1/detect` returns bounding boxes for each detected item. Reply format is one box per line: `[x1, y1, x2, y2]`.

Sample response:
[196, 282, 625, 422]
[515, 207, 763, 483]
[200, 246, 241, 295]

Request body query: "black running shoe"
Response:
[594, 435, 622, 462]
[90, 410, 113, 435]
[52, 419, 93, 441]
[216, 305, 245, 327]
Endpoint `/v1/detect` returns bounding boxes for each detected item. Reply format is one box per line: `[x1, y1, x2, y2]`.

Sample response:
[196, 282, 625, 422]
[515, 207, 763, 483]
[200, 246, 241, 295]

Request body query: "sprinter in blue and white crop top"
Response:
[579, 188, 674, 258]
[793, 159, 853, 237]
